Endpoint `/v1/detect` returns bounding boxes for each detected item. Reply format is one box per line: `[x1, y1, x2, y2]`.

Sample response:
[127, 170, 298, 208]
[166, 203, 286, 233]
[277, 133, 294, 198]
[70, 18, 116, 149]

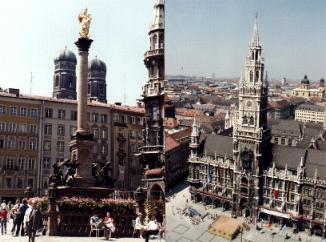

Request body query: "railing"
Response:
[45, 210, 136, 237]
[144, 49, 164, 58]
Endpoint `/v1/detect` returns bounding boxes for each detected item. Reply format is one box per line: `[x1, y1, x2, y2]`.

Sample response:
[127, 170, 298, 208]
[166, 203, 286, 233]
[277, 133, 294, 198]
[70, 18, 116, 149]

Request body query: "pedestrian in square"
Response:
[15, 199, 29, 237]
[11, 199, 20, 235]
[0, 205, 8, 235]
[25, 200, 43, 242]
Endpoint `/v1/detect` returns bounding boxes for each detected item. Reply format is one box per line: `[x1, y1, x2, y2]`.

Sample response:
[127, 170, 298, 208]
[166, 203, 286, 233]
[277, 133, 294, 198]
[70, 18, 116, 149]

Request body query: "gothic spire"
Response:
[250, 13, 260, 47]
[191, 116, 199, 137]
[151, 0, 165, 31]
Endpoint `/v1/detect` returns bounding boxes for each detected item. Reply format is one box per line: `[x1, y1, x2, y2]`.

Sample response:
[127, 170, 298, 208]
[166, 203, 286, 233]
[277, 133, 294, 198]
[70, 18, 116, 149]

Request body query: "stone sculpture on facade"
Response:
[48, 158, 80, 187]
[91, 161, 115, 186]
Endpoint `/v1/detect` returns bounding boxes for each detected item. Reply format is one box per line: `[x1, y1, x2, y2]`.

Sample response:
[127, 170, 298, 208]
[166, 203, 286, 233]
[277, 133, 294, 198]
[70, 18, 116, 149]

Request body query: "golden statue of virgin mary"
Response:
[78, 8, 92, 38]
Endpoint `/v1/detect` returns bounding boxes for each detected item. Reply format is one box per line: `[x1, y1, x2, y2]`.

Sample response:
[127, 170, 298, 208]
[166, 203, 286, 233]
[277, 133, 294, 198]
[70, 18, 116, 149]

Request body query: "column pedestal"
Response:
[69, 134, 95, 187]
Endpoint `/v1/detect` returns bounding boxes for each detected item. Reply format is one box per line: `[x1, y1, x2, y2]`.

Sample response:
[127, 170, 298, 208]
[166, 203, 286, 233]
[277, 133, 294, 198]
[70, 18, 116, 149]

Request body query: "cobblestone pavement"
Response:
[0, 221, 160, 242]
[166, 182, 326, 242]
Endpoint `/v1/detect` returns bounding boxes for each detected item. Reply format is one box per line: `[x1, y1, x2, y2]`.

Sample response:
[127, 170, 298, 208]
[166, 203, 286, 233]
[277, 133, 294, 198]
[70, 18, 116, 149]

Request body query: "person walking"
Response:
[15, 199, 29, 237]
[0, 205, 8, 235]
[25, 200, 43, 242]
[10, 199, 20, 235]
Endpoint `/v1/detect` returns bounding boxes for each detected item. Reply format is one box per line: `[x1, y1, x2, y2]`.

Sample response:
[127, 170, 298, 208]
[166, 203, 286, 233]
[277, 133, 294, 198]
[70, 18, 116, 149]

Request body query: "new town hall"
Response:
[188, 18, 326, 236]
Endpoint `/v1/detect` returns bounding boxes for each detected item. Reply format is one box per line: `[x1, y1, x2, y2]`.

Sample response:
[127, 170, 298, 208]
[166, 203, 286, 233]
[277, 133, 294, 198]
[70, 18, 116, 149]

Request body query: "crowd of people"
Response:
[0, 199, 43, 242]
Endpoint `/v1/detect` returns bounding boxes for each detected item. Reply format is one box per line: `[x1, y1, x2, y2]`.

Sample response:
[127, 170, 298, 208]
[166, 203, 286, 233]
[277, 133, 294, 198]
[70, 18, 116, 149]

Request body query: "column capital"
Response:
[75, 37, 93, 52]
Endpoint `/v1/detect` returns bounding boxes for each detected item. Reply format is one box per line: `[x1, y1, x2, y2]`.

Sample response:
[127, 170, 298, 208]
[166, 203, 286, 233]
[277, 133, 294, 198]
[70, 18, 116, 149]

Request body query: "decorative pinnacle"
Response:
[250, 13, 260, 47]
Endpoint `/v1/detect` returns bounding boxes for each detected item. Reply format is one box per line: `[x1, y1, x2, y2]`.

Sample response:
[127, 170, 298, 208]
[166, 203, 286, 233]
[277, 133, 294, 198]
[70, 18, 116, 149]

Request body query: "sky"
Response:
[0, 0, 153, 105]
[166, 0, 326, 81]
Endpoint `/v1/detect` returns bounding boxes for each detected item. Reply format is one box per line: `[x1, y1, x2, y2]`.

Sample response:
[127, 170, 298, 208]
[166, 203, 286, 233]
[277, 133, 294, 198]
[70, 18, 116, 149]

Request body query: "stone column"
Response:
[75, 37, 93, 135]
[68, 37, 95, 187]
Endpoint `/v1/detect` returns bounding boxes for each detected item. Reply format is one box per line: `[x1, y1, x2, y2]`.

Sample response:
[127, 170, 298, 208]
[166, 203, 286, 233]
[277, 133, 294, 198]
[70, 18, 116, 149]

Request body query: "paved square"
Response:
[196, 231, 215, 242]
[175, 236, 193, 242]
[172, 224, 190, 235]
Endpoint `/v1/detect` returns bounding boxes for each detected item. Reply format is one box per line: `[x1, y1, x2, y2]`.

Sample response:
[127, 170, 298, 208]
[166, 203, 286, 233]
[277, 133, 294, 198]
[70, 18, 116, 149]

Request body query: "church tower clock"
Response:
[232, 16, 271, 216]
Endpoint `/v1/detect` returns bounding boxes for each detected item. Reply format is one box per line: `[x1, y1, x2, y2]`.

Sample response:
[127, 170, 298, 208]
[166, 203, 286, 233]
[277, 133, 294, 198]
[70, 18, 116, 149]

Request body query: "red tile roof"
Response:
[144, 168, 163, 176]
[165, 135, 180, 151]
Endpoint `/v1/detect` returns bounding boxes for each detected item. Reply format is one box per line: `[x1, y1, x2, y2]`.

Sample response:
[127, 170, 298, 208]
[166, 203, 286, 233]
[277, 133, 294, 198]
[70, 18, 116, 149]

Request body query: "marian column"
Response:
[69, 8, 95, 186]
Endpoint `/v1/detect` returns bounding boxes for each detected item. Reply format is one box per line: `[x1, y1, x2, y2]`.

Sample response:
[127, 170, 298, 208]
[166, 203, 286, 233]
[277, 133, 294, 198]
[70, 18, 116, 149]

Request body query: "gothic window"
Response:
[251, 52, 254, 60]
[255, 71, 259, 82]
[249, 116, 254, 125]
[241, 148, 253, 170]
[151, 106, 159, 121]
[153, 65, 158, 78]
[242, 116, 248, 125]
[55, 76, 59, 86]
[153, 34, 158, 49]
[249, 71, 253, 82]
[241, 177, 248, 185]
[240, 187, 248, 194]
[69, 76, 73, 88]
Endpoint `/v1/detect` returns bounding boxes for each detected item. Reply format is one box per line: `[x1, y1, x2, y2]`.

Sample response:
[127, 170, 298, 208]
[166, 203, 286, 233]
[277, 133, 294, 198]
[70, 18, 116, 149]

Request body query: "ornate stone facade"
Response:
[188, 17, 326, 237]
[139, 0, 165, 200]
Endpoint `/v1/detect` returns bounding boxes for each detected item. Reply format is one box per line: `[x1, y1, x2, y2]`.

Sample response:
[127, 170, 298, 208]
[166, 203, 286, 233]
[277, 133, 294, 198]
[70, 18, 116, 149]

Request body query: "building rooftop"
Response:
[296, 103, 324, 112]
[0, 90, 144, 114]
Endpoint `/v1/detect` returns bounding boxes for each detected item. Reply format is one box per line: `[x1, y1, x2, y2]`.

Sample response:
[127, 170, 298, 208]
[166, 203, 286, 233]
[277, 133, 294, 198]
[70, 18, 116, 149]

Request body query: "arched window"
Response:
[249, 71, 253, 82]
[153, 65, 158, 78]
[241, 177, 248, 185]
[153, 35, 158, 49]
[255, 71, 259, 82]
[243, 116, 248, 125]
[249, 116, 254, 125]
[251, 52, 254, 60]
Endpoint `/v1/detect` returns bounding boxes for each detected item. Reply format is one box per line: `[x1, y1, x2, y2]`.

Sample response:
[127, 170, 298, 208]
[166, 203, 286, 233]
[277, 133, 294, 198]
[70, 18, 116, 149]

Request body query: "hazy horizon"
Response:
[166, 0, 326, 81]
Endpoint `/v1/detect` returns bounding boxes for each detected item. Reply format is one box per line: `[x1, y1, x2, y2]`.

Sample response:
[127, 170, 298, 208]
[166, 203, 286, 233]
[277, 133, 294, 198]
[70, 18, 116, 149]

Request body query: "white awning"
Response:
[260, 208, 290, 219]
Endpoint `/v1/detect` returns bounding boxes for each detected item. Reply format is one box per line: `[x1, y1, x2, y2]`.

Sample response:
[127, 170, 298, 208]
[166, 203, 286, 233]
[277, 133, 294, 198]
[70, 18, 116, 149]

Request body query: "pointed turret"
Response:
[151, 0, 164, 31]
[250, 14, 260, 47]
[190, 116, 200, 157]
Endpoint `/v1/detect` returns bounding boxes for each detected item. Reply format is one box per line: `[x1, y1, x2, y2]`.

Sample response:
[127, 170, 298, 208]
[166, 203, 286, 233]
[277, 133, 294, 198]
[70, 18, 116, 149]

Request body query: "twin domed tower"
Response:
[52, 47, 107, 103]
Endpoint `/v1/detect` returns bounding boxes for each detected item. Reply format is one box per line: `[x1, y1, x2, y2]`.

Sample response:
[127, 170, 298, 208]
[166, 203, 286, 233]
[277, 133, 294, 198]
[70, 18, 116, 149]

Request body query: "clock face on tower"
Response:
[246, 100, 252, 108]
[241, 148, 254, 170]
